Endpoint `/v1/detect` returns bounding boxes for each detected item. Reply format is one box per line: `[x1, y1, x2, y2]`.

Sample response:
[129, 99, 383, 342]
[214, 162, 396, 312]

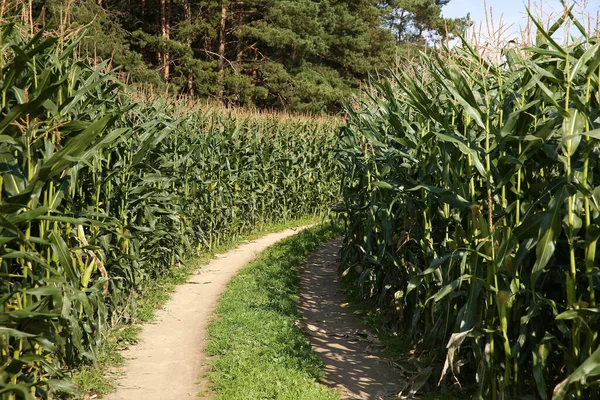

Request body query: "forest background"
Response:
[21, 0, 469, 113]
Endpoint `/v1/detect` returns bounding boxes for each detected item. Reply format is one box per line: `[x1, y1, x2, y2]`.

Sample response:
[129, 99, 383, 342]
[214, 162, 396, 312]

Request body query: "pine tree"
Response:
[380, 0, 468, 44]
[32, 0, 465, 112]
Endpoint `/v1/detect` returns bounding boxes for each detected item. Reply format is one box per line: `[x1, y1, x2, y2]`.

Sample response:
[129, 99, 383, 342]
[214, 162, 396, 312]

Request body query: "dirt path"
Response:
[107, 227, 309, 400]
[299, 239, 405, 399]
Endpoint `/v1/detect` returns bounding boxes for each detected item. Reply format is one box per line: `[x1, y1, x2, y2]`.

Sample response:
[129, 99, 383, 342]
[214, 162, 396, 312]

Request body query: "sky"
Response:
[442, 0, 600, 42]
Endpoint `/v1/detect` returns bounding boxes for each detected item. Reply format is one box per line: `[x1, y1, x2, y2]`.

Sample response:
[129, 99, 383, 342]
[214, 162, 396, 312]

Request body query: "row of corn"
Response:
[336, 11, 600, 400]
[0, 22, 339, 398]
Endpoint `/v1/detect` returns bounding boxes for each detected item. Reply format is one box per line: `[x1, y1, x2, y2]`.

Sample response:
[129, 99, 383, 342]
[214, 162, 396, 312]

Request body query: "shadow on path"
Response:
[299, 238, 406, 399]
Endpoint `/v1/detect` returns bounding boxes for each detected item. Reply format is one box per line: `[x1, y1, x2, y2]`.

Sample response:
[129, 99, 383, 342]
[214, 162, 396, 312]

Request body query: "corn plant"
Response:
[0, 18, 340, 399]
[336, 9, 600, 400]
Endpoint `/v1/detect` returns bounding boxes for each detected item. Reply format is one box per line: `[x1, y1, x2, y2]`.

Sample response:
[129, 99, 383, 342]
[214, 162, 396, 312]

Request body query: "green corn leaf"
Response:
[0, 150, 26, 196]
[562, 109, 584, 157]
[533, 334, 553, 400]
[571, 42, 599, 79]
[0, 327, 37, 338]
[6, 207, 49, 226]
[555, 308, 600, 320]
[0, 80, 65, 134]
[553, 345, 600, 399]
[49, 232, 79, 284]
[0, 384, 34, 400]
[527, 7, 568, 55]
[432, 133, 487, 178]
[531, 185, 569, 290]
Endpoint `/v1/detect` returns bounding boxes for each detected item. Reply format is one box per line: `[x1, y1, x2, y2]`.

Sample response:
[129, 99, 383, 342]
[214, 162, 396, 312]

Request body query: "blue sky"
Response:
[442, 1, 599, 40]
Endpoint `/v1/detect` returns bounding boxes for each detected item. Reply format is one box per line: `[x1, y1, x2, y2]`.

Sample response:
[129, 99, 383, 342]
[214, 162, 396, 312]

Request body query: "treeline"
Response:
[23, 0, 467, 113]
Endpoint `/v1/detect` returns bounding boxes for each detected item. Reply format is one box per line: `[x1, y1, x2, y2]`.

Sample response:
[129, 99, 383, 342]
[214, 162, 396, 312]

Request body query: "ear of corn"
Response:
[0, 20, 339, 398]
[337, 12, 600, 400]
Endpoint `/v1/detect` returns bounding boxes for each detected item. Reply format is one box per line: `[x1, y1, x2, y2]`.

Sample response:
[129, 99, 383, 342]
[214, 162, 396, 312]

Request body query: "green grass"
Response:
[71, 215, 328, 397]
[205, 223, 342, 400]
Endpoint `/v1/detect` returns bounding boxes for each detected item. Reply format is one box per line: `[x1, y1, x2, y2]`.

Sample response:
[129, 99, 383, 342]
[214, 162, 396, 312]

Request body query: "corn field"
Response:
[0, 22, 339, 399]
[337, 10, 600, 400]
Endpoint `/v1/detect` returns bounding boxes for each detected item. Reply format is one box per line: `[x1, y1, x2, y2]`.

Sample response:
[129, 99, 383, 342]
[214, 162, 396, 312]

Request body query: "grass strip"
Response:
[205, 223, 342, 400]
[72, 215, 327, 397]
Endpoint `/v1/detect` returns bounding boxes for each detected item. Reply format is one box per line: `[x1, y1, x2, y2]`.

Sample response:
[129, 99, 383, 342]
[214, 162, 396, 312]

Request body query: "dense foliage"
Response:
[27, 0, 467, 113]
[337, 11, 600, 399]
[0, 23, 339, 399]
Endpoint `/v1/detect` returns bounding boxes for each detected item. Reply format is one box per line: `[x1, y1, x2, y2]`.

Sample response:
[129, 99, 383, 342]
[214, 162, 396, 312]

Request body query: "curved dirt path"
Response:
[299, 239, 406, 399]
[107, 227, 309, 400]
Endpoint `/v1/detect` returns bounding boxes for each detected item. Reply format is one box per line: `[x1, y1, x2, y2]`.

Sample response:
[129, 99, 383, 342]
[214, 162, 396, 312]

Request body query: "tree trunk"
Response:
[396, 9, 407, 43]
[217, 1, 227, 101]
[160, 0, 171, 82]
[184, 0, 194, 96]
[235, 2, 244, 64]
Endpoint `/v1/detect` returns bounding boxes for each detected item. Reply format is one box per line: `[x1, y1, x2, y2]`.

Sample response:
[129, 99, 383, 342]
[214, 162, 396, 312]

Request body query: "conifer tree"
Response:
[33, 0, 465, 112]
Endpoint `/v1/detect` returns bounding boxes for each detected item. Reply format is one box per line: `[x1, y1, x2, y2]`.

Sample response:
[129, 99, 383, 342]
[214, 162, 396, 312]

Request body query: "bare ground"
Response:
[106, 227, 309, 400]
[299, 238, 406, 400]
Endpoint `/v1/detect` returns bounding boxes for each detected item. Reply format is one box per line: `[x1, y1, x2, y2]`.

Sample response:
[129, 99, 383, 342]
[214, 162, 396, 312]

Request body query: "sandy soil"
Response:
[106, 227, 309, 400]
[299, 238, 406, 400]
